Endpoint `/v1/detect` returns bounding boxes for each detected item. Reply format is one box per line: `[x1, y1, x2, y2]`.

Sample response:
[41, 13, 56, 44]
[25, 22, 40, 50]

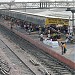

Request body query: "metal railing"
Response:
[0, 1, 75, 10]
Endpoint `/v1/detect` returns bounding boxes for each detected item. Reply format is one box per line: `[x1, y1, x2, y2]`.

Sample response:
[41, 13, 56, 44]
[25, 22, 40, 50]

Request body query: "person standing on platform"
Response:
[10, 22, 13, 30]
[39, 26, 41, 34]
[63, 42, 67, 54]
[61, 42, 64, 55]
[61, 42, 67, 55]
[40, 33, 43, 41]
[47, 29, 51, 39]
[48, 33, 50, 39]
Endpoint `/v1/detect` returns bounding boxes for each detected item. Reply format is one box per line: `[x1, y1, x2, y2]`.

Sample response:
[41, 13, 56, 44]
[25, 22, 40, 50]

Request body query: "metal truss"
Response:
[0, 1, 75, 10]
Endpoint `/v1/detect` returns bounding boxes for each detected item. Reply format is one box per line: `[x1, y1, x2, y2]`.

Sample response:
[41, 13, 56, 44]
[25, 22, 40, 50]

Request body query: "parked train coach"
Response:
[0, 10, 69, 33]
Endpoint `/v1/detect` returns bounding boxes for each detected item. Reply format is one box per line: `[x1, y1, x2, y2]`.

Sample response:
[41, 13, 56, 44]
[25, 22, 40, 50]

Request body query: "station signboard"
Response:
[45, 18, 58, 25]
[62, 19, 69, 25]
[45, 18, 69, 26]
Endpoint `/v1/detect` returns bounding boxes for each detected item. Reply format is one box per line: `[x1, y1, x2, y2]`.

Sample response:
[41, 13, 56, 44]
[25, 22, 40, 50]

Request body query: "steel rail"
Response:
[0, 38, 36, 75]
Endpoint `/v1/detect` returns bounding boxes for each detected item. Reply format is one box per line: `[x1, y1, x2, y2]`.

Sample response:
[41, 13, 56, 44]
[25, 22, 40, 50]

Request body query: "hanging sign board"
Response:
[45, 18, 69, 26]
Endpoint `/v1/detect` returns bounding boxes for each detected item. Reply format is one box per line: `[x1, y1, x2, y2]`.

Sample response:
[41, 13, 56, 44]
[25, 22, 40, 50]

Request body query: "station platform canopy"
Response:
[35, 10, 71, 19]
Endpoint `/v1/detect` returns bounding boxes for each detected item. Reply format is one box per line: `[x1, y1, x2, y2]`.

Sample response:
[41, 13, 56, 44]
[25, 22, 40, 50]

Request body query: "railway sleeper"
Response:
[1, 65, 11, 72]
[0, 62, 11, 72]
[46, 69, 59, 75]
[54, 67, 66, 70]
[61, 72, 72, 75]
[29, 59, 39, 66]
[0, 67, 10, 75]
[52, 69, 71, 75]
[29, 59, 52, 75]
[48, 66, 63, 75]
[38, 68, 52, 75]
[40, 59, 64, 75]
[54, 67, 71, 73]
[38, 64, 53, 75]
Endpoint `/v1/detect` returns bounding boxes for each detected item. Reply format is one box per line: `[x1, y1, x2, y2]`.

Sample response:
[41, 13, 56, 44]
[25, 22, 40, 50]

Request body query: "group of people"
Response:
[40, 32, 67, 55]
[40, 32, 61, 42]
[39, 29, 68, 55]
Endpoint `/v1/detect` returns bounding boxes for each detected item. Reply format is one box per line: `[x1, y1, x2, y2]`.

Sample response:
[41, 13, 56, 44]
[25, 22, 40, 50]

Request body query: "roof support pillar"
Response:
[72, 12, 74, 33]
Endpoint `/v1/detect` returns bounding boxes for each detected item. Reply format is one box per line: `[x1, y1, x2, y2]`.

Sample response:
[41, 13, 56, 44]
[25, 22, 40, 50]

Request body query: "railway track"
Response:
[0, 60, 10, 75]
[0, 35, 36, 75]
[0, 24, 75, 75]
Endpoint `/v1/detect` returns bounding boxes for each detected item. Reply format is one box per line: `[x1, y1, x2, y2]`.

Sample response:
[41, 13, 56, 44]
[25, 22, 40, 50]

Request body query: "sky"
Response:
[0, 0, 74, 2]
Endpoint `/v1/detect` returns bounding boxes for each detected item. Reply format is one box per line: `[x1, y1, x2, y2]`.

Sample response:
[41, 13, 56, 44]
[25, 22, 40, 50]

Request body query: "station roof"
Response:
[15, 9, 72, 19]
[10, 8, 74, 20]
[35, 10, 71, 19]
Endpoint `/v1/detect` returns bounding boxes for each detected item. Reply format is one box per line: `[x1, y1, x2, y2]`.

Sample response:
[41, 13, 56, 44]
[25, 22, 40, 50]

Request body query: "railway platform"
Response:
[0, 20, 75, 70]
[14, 27, 75, 65]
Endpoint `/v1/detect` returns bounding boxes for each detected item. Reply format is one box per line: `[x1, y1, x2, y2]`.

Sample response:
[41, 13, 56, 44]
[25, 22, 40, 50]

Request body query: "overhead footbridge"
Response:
[0, 1, 75, 10]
